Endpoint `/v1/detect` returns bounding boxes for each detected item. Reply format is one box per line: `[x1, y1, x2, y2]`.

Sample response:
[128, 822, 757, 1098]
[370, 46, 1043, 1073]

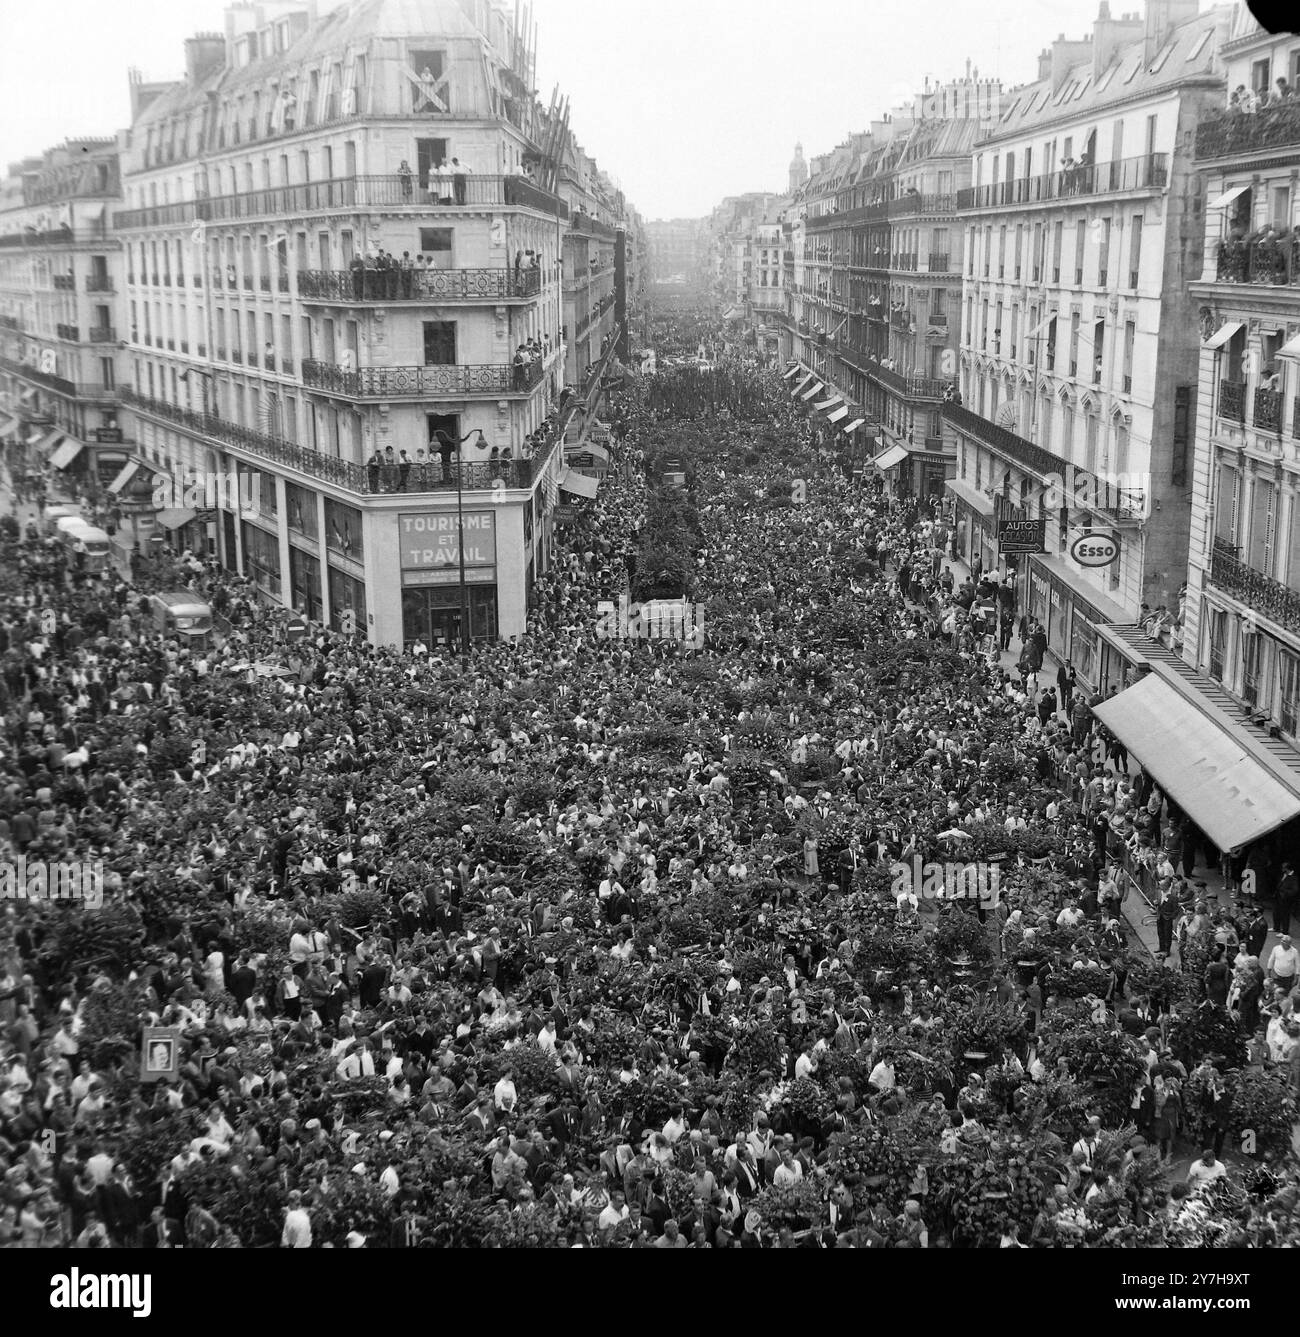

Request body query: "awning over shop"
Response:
[107, 459, 149, 494]
[1092, 674, 1300, 853]
[815, 394, 843, 411]
[1203, 319, 1245, 351]
[557, 467, 599, 499]
[872, 443, 909, 471]
[1206, 183, 1249, 210]
[792, 372, 815, 396]
[782, 364, 802, 381]
[799, 381, 825, 402]
[827, 406, 849, 423]
[582, 442, 610, 465]
[155, 508, 197, 530]
[32, 428, 64, 456]
[945, 476, 996, 517]
[48, 436, 85, 469]
[843, 418, 866, 434]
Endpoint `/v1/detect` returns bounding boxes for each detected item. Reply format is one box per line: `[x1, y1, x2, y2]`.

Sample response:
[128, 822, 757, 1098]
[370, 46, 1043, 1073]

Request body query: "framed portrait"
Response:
[140, 1026, 181, 1083]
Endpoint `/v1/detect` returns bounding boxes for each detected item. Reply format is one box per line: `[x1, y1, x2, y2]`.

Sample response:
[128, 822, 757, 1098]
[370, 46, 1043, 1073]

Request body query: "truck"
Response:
[148, 592, 214, 649]
[59, 520, 111, 575]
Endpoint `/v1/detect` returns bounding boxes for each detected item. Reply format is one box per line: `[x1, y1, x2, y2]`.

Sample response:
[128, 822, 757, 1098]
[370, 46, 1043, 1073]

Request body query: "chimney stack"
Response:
[1093, 1, 1144, 79]
[184, 32, 227, 85]
[1037, 47, 1052, 81]
[1050, 32, 1093, 91]
[1143, 0, 1199, 65]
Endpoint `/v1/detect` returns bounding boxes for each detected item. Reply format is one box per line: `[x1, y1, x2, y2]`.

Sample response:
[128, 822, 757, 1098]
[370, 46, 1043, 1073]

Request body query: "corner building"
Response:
[113, 0, 632, 646]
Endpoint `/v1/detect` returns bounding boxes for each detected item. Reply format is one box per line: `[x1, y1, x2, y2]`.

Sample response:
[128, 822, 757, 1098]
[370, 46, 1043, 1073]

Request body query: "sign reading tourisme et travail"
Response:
[399, 511, 497, 568]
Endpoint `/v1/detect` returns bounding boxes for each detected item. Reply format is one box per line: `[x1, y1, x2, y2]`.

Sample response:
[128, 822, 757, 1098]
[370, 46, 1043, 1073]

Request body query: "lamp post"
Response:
[439, 426, 482, 666]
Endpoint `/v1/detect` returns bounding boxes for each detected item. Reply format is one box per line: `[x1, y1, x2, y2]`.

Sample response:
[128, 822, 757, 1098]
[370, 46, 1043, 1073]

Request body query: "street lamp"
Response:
[435, 426, 483, 665]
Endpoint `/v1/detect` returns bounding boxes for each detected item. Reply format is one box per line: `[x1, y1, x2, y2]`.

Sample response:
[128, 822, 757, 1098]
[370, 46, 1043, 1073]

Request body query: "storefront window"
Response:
[289, 546, 322, 623]
[241, 521, 281, 597]
[285, 481, 318, 541]
[401, 583, 497, 648]
[328, 565, 367, 635]
[1048, 584, 1069, 660]
[1029, 570, 1049, 631]
[1070, 609, 1098, 689]
[324, 498, 363, 560]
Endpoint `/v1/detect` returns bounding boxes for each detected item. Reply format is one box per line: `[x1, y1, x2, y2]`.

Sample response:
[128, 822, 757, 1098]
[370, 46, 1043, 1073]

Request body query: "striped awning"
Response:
[782, 364, 801, 381]
[32, 428, 64, 456]
[48, 436, 85, 469]
[792, 372, 815, 395]
[872, 444, 909, 471]
[155, 508, 197, 529]
[799, 381, 825, 402]
[827, 406, 849, 423]
[815, 394, 842, 411]
[843, 418, 866, 433]
[107, 459, 149, 494]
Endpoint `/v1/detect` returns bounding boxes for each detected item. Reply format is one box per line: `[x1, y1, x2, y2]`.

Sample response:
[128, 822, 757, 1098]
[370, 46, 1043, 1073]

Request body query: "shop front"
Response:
[1025, 554, 1133, 690]
[398, 509, 498, 648]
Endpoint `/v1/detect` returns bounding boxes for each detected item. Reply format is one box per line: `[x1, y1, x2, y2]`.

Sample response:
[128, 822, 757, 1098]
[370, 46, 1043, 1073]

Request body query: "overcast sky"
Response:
[0, 0, 1183, 219]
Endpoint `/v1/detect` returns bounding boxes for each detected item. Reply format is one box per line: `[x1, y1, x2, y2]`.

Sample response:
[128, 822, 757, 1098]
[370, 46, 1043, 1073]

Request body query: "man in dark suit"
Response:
[141, 1205, 184, 1248]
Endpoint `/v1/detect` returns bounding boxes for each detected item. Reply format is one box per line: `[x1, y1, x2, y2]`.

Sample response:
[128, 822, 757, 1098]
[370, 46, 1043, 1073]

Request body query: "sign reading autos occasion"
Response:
[996, 518, 1046, 554]
[1069, 531, 1120, 567]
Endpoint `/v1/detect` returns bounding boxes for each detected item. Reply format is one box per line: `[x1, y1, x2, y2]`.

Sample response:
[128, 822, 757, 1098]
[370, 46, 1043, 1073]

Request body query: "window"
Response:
[1074, 220, 1086, 286]
[1251, 57, 1272, 95]
[325, 498, 363, 559]
[1092, 320, 1105, 384]
[410, 50, 449, 112]
[998, 226, 1007, 278]
[1052, 221, 1063, 283]
[419, 228, 454, 265]
[1122, 320, 1135, 394]
[1282, 653, 1300, 738]
[1098, 218, 1111, 286]
[422, 321, 456, 365]
[415, 138, 449, 191]
[1214, 462, 1238, 544]
[285, 481, 320, 541]
[1128, 216, 1143, 289]
[1069, 312, 1080, 378]
[1249, 476, 1274, 573]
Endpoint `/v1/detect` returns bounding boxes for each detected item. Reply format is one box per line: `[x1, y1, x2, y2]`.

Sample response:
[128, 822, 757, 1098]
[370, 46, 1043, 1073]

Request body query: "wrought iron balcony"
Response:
[52, 273, 75, 291]
[957, 153, 1169, 210]
[1219, 378, 1246, 423]
[1209, 546, 1300, 635]
[1256, 386, 1284, 435]
[1196, 101, 1300, 159]
[1212, 236, 1299, 286]
[113, 174, 569, 230]
[941, 400, 1069, 480]
[55, 323, 80, 342]
[297, 266, 542, 303]
[927, 252, 951, 273]
[118, 385, 556, 496]
[88, 326, 116, 343]
[300, 357, 545, 399]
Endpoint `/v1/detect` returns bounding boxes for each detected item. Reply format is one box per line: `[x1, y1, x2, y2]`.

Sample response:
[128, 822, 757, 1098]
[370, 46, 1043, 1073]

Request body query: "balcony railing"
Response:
[942, 400, 1068, 480]
[118, 385, 553, 495]
[1219, 378, 1246, 423]
[300, 358, 546, 399]
[1255, 386, 1284, 435]
[806, 192, 956, 231]
[568, 213, 617, 241]
[297, 266, 542, 303]
[113, 174, 569, 230]
[1196, 102, 1300, 159]
[52, 273, 75, 291]
[957, 153, 1169, 210]
[1213, 236, 1300, 287]
[927, 252, 951, 273]
[0, 356, 116, 400]
[1209, 547, 1300, 635]
[55, 324, 80, 342]
[88, 326, 116, 343]
[85, 274, 115, 293]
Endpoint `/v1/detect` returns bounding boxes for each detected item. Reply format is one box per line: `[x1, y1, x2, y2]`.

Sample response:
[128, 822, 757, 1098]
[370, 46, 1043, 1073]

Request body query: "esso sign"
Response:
[1069, 532, 1119, 567]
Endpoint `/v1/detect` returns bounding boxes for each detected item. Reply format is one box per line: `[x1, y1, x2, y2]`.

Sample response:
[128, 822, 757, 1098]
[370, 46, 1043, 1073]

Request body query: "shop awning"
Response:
[1206, 183, 1249, 210]
[799, 381, 825, 402]
[843, 418, 866, 434]
[155, 508, 197, 529]
[1203, 319, 1245, 351]
[792, 372, 815, 395]
[32, 428, 64, 456]
[48, 436, 85, 469]
[827, 406, 849, 423]
[1279, 332, 1300, 361]
[782, 364, 802, 381]
[945, 476, 996, 517]
[1026, 313, 1056, 339]
[815, 394, 842, 411]
[107, 459, 148, 494]
[872, 443, 909, 471]
[1092, 673, 1300, 853]
[557, 467, 599, 499]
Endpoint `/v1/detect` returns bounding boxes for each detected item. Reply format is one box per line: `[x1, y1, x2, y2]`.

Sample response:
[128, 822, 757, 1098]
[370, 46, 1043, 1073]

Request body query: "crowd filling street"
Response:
[1, 301, 1299, 1249]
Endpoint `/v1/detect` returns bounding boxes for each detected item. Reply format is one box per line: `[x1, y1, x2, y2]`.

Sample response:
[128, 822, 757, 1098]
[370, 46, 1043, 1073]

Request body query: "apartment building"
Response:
[0, 139, 129, 487]
[947, 0, 1224, 691]
[103, 0, 632, 648]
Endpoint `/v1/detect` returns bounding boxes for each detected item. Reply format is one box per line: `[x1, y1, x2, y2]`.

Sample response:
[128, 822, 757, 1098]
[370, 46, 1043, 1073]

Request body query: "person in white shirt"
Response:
[1056, 901, 1084, 929]
[281, 1191, 312, 1248]
[598, 1190, 629, 1233]
[1186, 1150, 1228, 1188]
[773, 1149, 803, 1187]
[1268, 935, 1299, 990]
[493, 1071, 518, 1113]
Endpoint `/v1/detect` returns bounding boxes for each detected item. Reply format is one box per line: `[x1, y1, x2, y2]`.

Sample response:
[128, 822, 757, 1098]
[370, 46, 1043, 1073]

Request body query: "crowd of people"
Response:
[0, 301, 1297, 1250]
